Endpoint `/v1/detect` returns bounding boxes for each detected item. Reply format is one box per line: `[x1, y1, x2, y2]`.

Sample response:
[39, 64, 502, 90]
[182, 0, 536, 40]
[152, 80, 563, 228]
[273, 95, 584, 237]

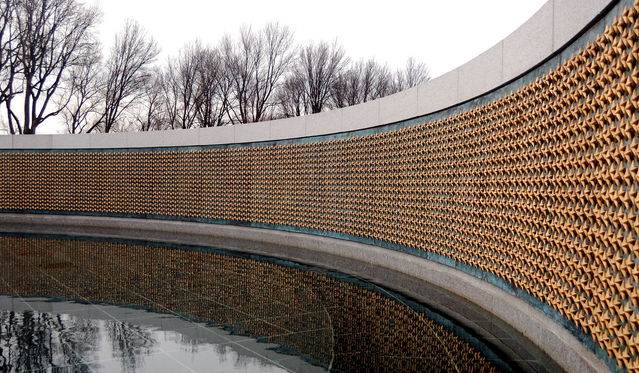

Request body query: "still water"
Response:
[0, 234, 529, 372]
[0, 296, 316, 372]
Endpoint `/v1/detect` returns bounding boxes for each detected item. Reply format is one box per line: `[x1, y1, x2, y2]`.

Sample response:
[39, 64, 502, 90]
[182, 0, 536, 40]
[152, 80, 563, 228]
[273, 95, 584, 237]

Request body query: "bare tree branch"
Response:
[9, 0, 100, 134]
[276, 73, 307, 118]
[331, 58, 392, 108]
[391, 57, 430, 93]
[61, 43, 102, 133]
[194, 47, 230, 127]
[294, 40, 348, 114]
[0, 0, 18, 105]
[223, 23, 293, 123]
[0, 0, 20, 134]
[90, 19, 159, 133]
[135, 68, 165, 131]
[162, 42, 201, 129]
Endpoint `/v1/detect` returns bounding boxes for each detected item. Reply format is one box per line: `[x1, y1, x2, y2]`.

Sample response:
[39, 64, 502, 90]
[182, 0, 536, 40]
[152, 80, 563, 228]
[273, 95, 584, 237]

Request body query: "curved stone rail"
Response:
[1, 0, 637, 372]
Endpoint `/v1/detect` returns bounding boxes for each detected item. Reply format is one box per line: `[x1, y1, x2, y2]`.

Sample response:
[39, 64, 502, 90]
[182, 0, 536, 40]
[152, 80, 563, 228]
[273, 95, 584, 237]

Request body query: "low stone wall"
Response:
[1, 0, 636, 371]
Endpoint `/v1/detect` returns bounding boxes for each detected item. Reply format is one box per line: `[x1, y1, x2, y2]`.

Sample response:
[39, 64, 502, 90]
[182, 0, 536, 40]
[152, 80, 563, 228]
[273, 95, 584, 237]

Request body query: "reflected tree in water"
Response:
[0, 310, 97, 372]
[56, 314, 99, 367]
[0, 309, 159, 373]
[105, 320, 156, 373]
[174, 331, 203, 355]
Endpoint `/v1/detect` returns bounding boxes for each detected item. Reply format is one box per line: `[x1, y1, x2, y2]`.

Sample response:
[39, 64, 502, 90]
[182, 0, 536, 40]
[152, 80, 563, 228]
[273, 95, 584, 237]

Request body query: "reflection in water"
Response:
[0, 309, 158, 372]
[0, 310, 96, 372]
[0, 310, 98, 372]
[105, 320, 155, 373]
[0, 302, 296, 373]
[0, 235, 509, 372]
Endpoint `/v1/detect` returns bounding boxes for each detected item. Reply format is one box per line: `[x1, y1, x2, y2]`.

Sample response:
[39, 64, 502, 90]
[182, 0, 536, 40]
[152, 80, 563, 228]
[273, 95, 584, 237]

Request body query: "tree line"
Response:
[0, 0, 430, 134]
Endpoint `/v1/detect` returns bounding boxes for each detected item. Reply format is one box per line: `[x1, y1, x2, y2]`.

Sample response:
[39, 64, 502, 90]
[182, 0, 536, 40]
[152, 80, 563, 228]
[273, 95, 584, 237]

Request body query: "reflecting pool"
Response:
[0, 234, 533, 372]
[0, 296, 318, 372]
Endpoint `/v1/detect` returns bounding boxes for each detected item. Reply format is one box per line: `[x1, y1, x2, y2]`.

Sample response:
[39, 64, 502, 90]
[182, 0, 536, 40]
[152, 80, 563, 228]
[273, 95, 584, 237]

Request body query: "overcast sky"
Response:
[95, 0, 547, 78]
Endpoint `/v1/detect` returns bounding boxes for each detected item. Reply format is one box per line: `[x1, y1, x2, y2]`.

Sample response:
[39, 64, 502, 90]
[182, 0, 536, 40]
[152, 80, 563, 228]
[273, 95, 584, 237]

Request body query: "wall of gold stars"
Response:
[0, 1, 638, 370]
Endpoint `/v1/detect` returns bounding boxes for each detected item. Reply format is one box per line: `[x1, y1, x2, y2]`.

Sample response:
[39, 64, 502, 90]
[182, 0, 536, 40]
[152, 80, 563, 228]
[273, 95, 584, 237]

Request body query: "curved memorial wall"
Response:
[0, 0, 636, 371]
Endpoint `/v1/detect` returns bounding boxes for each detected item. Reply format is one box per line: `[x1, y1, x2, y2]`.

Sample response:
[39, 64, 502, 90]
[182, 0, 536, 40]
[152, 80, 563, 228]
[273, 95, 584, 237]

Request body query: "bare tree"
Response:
[294, 41, 348, 114]
[276, 73, 307, 118]
[162, 43, 233, 128]
[373, 64, 394, 99]
[162, 43, 202, 129]
[135, 68, 165, 131]
[6, 0, 99, 134]
[0, 0, 20, 135]
[223, 23, 293, 123]
[0, 0, 18, 112]
[61, 44, 102, 133]
[194, 47, 230, 127]
[89, 20, 159, 133]
[331, 58, 393, 108]
[391, 57, 430, 93]
[160, 68, 179, 130]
